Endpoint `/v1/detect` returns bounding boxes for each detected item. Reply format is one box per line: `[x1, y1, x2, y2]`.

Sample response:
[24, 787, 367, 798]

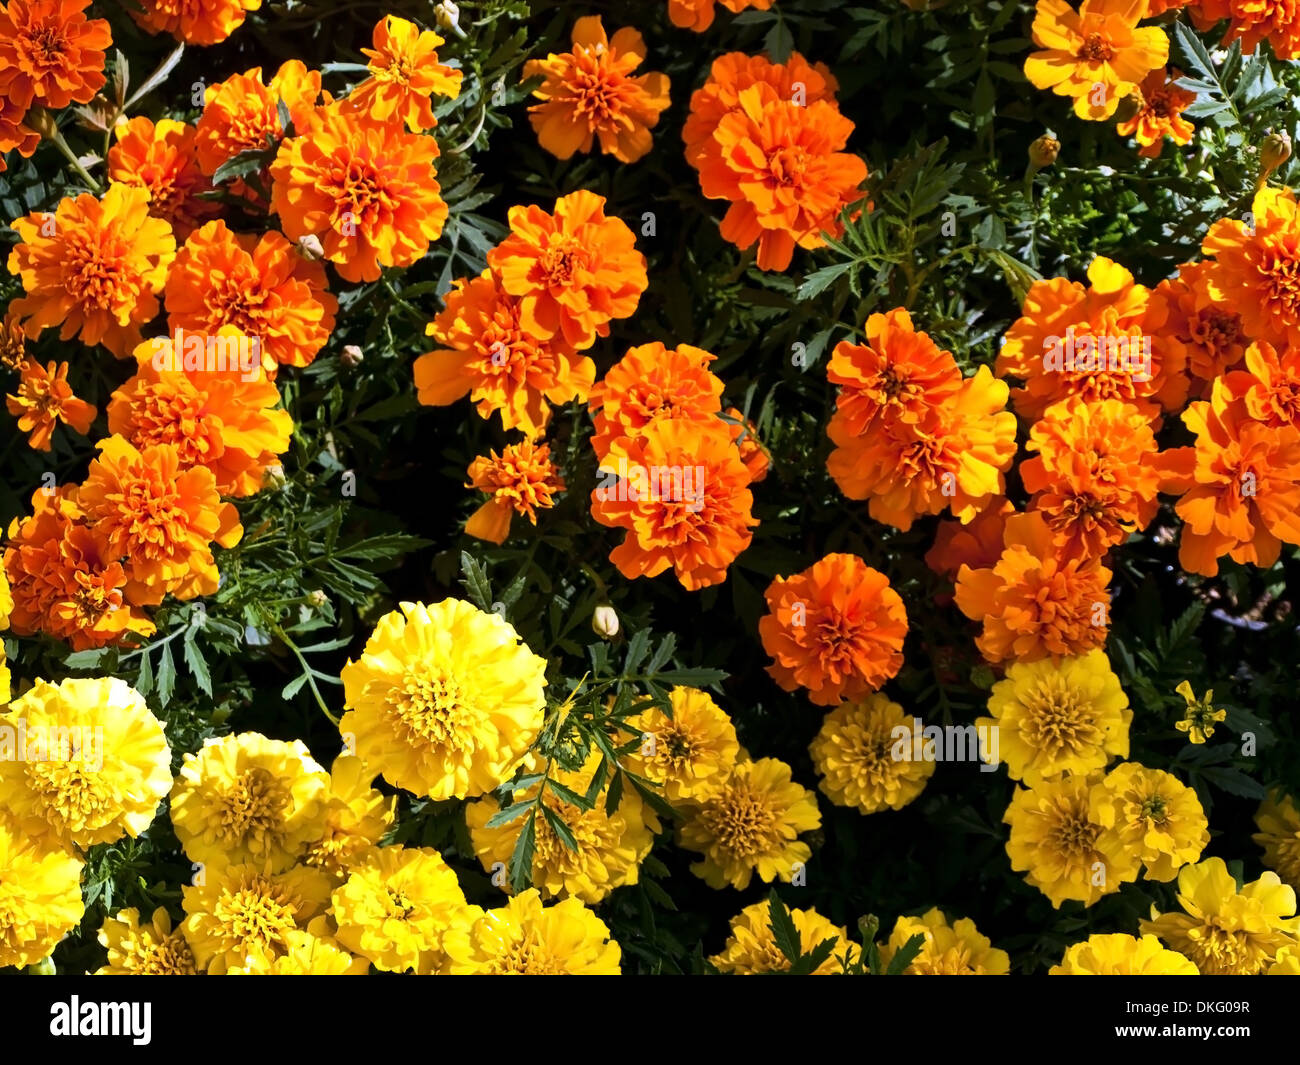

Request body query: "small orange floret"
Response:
[6, 359, 97, 452]
[465, 439, 565, 545]
[352, 15, 462, 133]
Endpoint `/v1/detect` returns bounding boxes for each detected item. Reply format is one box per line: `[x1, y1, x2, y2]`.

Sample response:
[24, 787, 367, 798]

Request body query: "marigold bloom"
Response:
[1268, 945, 1300, 974]
[1140, 857, 1299, 974]
[1092, 762, 1209, 882]
[759, 553, 907, 706]
[352, 15, 462, 133]
[668, 0, 775, 34]
[619, 686, 741, 806]
[414, 270, 595, 436]
[1050, 933, 1198, 974]
[1194, 0, 1300, 59]
[7, 184, 176, 356]
[710, 900, 852, 975]
[0, 809, 84, 969]
[130, 0, 262, 46]
[227, 916, 369, 974]
[0, 95, 39, 175]
[724, 406, 770, 482]
[97, 907, 198, 975]
[6, 359, 96, 452]
[270, 101, 447, 284]
[524, 16, 669, 164]
[301, 755, 394, 883]
[1023, 0, 1169, 121]
[488, 190, 648, 349]
[679, 757, 821, 890]
[452, 890, 622, 975]
[1254, 791, 1300, 891]
[1223, 341, 1300, 431]
[955, 512, 1112, 665]
[1146, 261, 1248, 398]
[0, 312, 28, 370]
[107, 117, 217, 241]
[590, 419, 758, 590]
[925, 500, 1014, 580]
[0, 0, 111, 111]
[77, 436, 243, 606]
[1172, 680, 1226, 744]
[465, 439, 565, 544]
[195, 61, 324, 176]
[339, 600, 547, 801]
[880, 908, 1010, 975]
[1004, 772, 1138, 908]
[1116, 67, 1195, 157]
[810, 694, 935, 814]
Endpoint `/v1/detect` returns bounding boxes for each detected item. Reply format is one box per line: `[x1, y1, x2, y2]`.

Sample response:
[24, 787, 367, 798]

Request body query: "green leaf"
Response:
[508, 810, 536, 893]
[623, 627, 651, 675]
[459, 552, 493, 611]
[182, 631, 213, 696]
[767, 889, 801, 963]
[885, 932, 927, 975]
[797, 261, 854, 301]
[541, 803, 578, 852]
[211, 147, 272, 186]
[485, 800, 535, 829]
[281, 673, 309, 700]
[156, 642, 177, 708]
[546, 778, 594, 811]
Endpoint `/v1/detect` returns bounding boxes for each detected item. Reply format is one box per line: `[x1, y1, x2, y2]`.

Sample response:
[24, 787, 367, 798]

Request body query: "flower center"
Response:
[1020, 677, 1103, 758]
[1077, 33, 1114, 62]
[388, 667, 474, 749]
[1261, 243, 1300, 316]
[25, 760, 112, 830]
[539, 242, 586, 286]
[218, 767, 289, 844]
[768, 146, 809, 187]
[703, 787, 778, 859]
[1047, 807, 1100, 858]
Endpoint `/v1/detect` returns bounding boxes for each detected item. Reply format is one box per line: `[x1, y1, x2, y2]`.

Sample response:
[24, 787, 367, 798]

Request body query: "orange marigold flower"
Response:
[997, 256, 1187, 423]
[164, 219, 337, 371]
[1193, 0, 1300, 59]
[0, 94, 39, 174]
[667, 0, 774, 33]
[107, 116, 218, 241]
[1023, 0, 1169, 121]
[270, 101, 446, 284]
[1223, 341, 1300, 431]
[1146, 261, 1248, 399]
[465, 439, 565, 545]
[6, 183, 176, 357]
[590, 420, 757, 591]
[0, 0, 111, 111]
[195, 61, 325, 177]
[488, 190, 648, 350]
[1145, 0, 1191, 12]
[925, 500, 1016, 581]
[1116, 67, 1195, 157]
[3, 486, 154, 649]
[698, 84, 867, 271]
[129, 0, 262, 46]
[723, 406, 769, 483]
[413, 270, 594, 436]
[6, 359, 96, 452]
[523, 16, 670, 164]
[954, 512, 1112, 665]
[826, 367, 1018, 531]
[1, 313, 28, 371]
[352, 15, 462, 134]
[77, 436, 243, 607]
[108, 329, 293, 498]
[759, 553, 907, 707]
[587, 342, 725, 461]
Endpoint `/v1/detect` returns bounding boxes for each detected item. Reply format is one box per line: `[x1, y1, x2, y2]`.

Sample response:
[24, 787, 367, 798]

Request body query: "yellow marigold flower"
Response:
[227, 915, 369, 974]
[1004, 772, 1139, 908]
[340, 599, 546, 801]
[879, 907, 1010, 974]
[1092, 762, 1209, 882]
[523, 16, 670, 164]
[464, 439, 565, 545]
[330, 845, 479, 974]
[710, 899, 852, 974]
[6, 358, 97, 452]
[809, 693, 935, 814]
[466, 751, 655, 903]
[451, 889, 622, 974]
[301, 755, 395, 883]
[1270, 945, 1300, 974]
[352, 15, 462, 133]
[976, 651, 1130, 785]
[169, 732, 331, 874]
[0, 645, 9, 706]
[1050, 932, 1198, 974]
[1023, 0, 1169, 121]
[679, 757, 820, 890]
[1173, 681, 1226, 744]
[619, 686, 740, 806]
[1140, 857, 1300, 975]
[96, 906, 198, 975]
[181, 862, 333, 974]
[1253, 791, 1300, 890]
[0, 809, 84, 969]
[0, 677, 171, 848]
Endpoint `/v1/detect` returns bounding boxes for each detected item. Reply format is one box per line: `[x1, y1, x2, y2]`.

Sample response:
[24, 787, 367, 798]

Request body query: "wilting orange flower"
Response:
[7, 183, 176, 357]
[667, 0, 774, 33]
[352, 15, 462, 133]
[1223, 342, 1300, 431]
[1162, 378, 1300, 577]
[108, 330, 293, 497]
[0, 95, 39, 174]
[698, 84, 867, 271]
[524, 16, 670, 164]
[195, 61, 325, 177]
[1023, 0, 1169, 121]
[926, 500, 1015, 580]
[590, 420, 756, 591]
[955, 512, 1112, 665]
[1116, 68, 1195, 158]
[414, 271, 594, 436]
[129, 0, 262, 46]
[465, 440, 565, 545]
[488, 191, 648, 350]
[77, 436, 243, 607]
[0, 314, 26, 370]
[588, 342, 725, 461]
[3, 486, 154, 649]
[723, 407, 770, 483]
[1201, 187, 1300, 351]
[1193, 0, 1300, 59]
[165, 219, 337, 371]
[1146, 261, 1248, 399]
[270, 101, 446, 284]
[759, 553, 907, 707]
[6, 359, 96, 451]
[827, 367, 1018, 531]
[1021, 397, 1170, 559]
[998, 256, 1187, 422]
[107, 117, 217, 241]
[0, 0, 111, 111]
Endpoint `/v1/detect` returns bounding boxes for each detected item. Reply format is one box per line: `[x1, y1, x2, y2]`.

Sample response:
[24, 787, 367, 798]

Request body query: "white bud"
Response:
[592, 604, 619, 639]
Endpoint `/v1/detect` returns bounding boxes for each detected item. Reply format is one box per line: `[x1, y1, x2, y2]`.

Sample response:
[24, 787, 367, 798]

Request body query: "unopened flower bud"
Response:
[297, 233, 324, 260]
[262, 464, 287, 491]
[434, 1, 464, 36]
[592, 603, 619, 639]
[341, 344, 364, 368]
[1028, 134, 1060, 171]
[1262, 130, 1291, 175]
[27, 957, 56, 975]
[1113, 90, 1144, 124]
[307, 589, 328, 609]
